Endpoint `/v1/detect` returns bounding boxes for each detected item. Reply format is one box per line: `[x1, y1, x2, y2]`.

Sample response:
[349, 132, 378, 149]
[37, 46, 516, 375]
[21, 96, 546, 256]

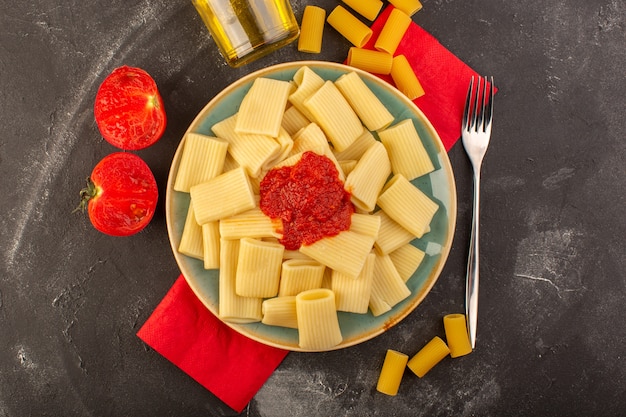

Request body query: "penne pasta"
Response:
[344, 141, 391, 212]
[388, 0, 423, 16]
[335, 72, 394, 131]
[332, 252, 375, 314]
[388, 243, 425, 282]
[391, 55, 425, 100]
[303, 80, 363, 152]
[218, 239, 263, 323]
[212, 113, 282, 178]
[373, 210, 416, 255]
[190, 167, 256, 224]
[261, 296, 298, 328]
[174, 132, 228, 193]
[341, 0, 383, 21]
[235, 77, 292, 137]
[369, 253, 411, 316]
[407, 336, 450, 377]
[178, 200, 204, 260]
[278, 259, 325, 296]
[376, 349, 409, 396]
[202, 221, 220, 269]
[299, 230, 375, 279]
[377, 174, 439, 238]
[443, 314, 473, 358]
[327, 6, 373, 48]
[236, 237, 284, 298]
[296, 288, 343, 350]
[374, 8, 412, 55]
[379, 119, 434, 180]
[346, 47, 393, 75]
[298, 6, 326, 53]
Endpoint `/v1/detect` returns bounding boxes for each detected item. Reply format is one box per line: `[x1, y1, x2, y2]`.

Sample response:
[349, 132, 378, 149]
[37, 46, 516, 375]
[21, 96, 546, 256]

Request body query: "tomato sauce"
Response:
[260, 151, 354, 250]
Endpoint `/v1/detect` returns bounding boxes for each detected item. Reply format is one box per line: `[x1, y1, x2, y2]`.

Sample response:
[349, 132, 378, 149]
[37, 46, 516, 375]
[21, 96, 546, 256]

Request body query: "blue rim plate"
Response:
[165, 61, 457, 352]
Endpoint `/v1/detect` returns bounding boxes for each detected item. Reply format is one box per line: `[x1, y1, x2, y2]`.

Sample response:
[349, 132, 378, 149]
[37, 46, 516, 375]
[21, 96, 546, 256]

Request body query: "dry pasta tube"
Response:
[296, 289, 343, 350]
[374, 8, 412, 55]
[327, 6, 373, 48]
[376, 350, 408, 396]
[346, 48, 393, 75]
[388, 0, 423, 16]
[298, 6, 326, 53]
[407, 336, 450, 377]
[342, 0, 383, 21]
[391, 55, 425, 100]
[443, 314, 473, 358]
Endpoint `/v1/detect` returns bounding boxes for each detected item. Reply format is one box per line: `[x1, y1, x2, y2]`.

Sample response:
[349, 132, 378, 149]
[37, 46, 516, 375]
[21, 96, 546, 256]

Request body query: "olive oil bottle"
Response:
[192, 0, 300, 67]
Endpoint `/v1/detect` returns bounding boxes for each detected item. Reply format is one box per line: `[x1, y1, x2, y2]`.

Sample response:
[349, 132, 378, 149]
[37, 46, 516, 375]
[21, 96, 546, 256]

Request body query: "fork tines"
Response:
[463, 76, 494, 133]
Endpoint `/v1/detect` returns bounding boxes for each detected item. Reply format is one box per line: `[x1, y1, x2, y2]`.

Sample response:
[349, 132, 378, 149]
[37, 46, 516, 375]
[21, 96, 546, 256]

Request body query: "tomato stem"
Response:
[73, 177, 97, 213]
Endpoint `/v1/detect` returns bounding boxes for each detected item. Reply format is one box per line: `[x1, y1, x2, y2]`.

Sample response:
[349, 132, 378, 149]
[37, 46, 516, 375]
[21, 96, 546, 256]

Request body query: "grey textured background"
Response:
[1, 0, 625, 416]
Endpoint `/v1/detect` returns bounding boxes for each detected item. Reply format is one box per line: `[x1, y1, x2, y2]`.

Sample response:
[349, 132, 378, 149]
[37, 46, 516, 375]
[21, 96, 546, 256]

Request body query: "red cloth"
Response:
[364, 5, 487, 151]
[137, 275, 288, 413]
[137, 6, 490, 413]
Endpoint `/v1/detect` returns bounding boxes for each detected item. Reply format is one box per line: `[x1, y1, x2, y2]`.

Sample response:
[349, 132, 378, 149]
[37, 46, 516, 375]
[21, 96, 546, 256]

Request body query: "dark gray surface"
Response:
[1, 0, 625, 416]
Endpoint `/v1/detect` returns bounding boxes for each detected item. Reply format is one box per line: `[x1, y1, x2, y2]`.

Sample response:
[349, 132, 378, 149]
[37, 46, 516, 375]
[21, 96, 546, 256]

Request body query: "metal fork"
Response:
[462, 76, 494, 349]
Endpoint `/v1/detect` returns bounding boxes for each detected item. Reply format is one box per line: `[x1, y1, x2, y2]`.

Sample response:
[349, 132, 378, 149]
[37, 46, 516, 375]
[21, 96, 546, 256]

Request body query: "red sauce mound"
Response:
[260, 151, 354, 250]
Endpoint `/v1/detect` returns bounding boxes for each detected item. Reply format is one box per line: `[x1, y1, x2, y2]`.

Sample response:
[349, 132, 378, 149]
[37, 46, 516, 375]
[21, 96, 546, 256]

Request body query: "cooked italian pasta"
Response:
[303, 80, 363, 152]
[335, 72, 394, 131]
[378, 119, 434, 180]
[333, 128, 377, 161]
[341, 0, 383, 21]
[443, 314, 473, 358]
[346, 47, 393, 75]
[374, 8, 412, 55]
[289, 66, 325, 121]
[218, 239, 263, 323]
[174, 133, 228, 193]
[278, 259, 325, 296]
[391, 55, 425, 100]
[369, 253, 411, 316]
[332, 252, 375, 314]
[219, 207, 281, 240]
[344, 141, 391, 212]
[296, 288, 343, 350]
[261, 296, 298, 329]
[327, 5, 373, 48]
[349, 213, 381, 238]
[235, 77, 292, 137]
[202, 221, 220, 269]
[212, 113, 282, 178]
[235, 237, 284, 298]
[281, 106, 310, 136]
[407, 336, 450, 377]
[377, 174, 439, 238]
[373, 210, 416, 255]
[299, 230, 375, 279]
[178, 200, 204, 260]
[298, 6, 326, 53]
[388, 243, 425, 282]
[376, 349, 409, 396]
[190, 166, 256, 224]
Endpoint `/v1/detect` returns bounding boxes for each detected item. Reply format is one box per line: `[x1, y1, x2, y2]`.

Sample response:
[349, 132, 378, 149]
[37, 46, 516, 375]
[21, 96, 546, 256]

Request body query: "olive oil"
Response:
[192, 0, 300, 67]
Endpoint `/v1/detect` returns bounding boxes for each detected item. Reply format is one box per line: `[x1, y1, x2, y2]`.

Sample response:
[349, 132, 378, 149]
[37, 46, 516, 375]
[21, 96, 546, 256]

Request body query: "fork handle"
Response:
[466, 169, 481, 349]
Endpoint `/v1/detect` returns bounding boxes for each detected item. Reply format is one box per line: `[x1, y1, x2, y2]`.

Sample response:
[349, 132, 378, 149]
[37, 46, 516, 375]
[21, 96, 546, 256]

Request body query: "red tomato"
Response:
[94, 66, 166, 150]
[77, 152, 158, 236]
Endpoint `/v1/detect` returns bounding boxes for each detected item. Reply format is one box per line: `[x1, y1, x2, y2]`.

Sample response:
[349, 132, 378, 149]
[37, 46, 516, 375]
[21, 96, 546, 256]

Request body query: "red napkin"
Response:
[137, 275, 288, 413]
[364, 5, 487, 151]
[137, 6, 489, 413]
